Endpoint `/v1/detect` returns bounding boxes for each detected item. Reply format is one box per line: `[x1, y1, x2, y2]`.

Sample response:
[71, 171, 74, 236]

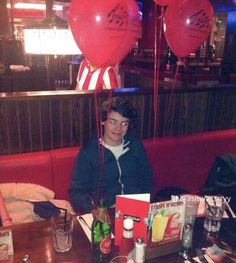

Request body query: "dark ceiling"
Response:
[210, 0, 236, 12]
[56, 0, 236, 12]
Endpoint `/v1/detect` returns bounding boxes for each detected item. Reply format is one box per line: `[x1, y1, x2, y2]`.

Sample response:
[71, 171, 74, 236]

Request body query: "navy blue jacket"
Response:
[69, 135, 154, 213]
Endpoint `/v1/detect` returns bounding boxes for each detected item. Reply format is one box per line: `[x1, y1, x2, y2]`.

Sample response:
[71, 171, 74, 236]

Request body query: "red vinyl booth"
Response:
[1, 129, 236, 201]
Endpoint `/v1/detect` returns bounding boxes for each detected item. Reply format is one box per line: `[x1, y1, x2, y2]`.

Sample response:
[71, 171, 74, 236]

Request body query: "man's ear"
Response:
[101, 122, 104, 125]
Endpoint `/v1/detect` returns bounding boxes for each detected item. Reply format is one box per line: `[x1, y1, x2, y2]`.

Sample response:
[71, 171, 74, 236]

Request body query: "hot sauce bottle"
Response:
[91, 199, 112, 263]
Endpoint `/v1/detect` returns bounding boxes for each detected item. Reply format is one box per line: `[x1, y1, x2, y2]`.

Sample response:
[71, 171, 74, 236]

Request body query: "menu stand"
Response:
[146, 240, 181, 259]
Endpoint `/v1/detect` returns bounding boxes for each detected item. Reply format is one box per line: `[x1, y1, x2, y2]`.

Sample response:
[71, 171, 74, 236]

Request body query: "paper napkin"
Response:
[77, 213, 93, 242]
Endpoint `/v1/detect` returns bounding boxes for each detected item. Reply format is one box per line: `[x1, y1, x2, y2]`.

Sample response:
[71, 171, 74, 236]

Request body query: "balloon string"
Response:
[152, 5, 164, 182]
[94, 90, 106, 207]
[94, 91, 101, 207]
[94, 89, 113, 207]
[165, 60, 180, 134]
[153, 5, 164, 139]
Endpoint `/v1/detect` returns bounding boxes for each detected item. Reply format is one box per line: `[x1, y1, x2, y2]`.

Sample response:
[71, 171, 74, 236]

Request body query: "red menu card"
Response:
[115, 194, 150, 246]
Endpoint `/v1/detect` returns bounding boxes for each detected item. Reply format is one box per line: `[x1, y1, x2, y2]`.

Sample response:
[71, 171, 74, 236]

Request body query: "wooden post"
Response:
[0, 0, 10, 39]
[9, 0, 15, 39]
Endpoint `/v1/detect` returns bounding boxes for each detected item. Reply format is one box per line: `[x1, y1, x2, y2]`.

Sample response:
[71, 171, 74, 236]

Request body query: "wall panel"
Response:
[0, 87, 236, 155]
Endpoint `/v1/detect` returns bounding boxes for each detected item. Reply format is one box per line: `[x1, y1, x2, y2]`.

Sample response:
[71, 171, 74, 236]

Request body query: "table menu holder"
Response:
[146, 240, 182, 259]
[115, 194, 185, 259]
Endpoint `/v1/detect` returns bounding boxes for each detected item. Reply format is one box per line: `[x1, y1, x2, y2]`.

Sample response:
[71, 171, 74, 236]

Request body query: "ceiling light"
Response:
[24, 28, 81, 55]
[23, 9, 81, 55]
[7, 3, 63, 11]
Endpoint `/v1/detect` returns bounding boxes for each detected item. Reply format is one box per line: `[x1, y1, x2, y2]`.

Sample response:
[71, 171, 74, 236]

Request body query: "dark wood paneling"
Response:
[0, 87, 236, 155]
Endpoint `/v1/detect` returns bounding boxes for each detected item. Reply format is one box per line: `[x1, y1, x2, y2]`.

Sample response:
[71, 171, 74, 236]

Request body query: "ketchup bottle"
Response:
[119, 218, 135, 257]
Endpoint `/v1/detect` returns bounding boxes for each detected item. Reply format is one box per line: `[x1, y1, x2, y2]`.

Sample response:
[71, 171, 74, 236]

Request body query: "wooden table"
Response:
[1, 216, 235, 263]
[1, 217, 181, 263]
[2, 218, 91, 263]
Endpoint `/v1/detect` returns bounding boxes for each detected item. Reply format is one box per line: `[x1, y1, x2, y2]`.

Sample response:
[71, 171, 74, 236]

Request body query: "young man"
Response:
[69, 97, 154, 213]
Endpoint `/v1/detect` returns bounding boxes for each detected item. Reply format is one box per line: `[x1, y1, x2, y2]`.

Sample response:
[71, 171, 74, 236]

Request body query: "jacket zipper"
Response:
[117, 159, 124, 194]
[117, 147, 129, 194]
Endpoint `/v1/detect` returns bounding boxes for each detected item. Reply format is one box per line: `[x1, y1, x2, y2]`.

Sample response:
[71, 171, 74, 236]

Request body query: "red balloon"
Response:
[108, 0, 142, 66]
[153, 0, 174, 6]
[69, 0, 141, 67]
[163, 0, 214, 58]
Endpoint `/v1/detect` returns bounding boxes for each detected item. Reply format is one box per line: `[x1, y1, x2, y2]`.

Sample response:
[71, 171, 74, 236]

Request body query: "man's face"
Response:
[103, 111, 129, 146]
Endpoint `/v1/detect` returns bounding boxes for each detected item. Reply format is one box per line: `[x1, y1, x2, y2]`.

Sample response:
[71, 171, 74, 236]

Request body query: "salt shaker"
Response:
[179, 223, 193, 259]
[135, 237, 145, 263]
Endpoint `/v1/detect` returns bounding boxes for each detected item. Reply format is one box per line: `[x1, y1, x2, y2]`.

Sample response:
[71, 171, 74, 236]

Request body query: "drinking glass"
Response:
[51, 211, 73, 252]
[184, 195, 200, 225]
[204, 196, 226, 234]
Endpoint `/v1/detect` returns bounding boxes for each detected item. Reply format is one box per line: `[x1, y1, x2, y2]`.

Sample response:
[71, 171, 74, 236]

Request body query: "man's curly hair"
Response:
[101, 97, 137, 126]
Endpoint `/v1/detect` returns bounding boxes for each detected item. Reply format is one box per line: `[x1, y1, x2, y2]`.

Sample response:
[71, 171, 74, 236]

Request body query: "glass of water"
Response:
[204, 196, 226, 234]
[51, 210, 73, 252]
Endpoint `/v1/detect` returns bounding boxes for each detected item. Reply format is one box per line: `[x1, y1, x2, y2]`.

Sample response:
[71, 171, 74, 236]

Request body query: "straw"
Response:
[205, 198, 218, 229]
[213, 196, 217, 207]
[54, 207, 68, 231]
[62, 208, 68, 225]
[205, 198, 216, 216]
[147, 213, 154, 240]
[61, 208, 68, 230]
[52, 207, 69, 249]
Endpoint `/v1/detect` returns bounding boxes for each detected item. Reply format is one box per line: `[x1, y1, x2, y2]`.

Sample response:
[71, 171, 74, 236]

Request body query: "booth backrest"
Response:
[0, 151, 54, 190]
[50, 147, 79, 201]
[144, 129, 236, 193]
[0, 147, 79, 201]
[0, 129, 236, 201]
